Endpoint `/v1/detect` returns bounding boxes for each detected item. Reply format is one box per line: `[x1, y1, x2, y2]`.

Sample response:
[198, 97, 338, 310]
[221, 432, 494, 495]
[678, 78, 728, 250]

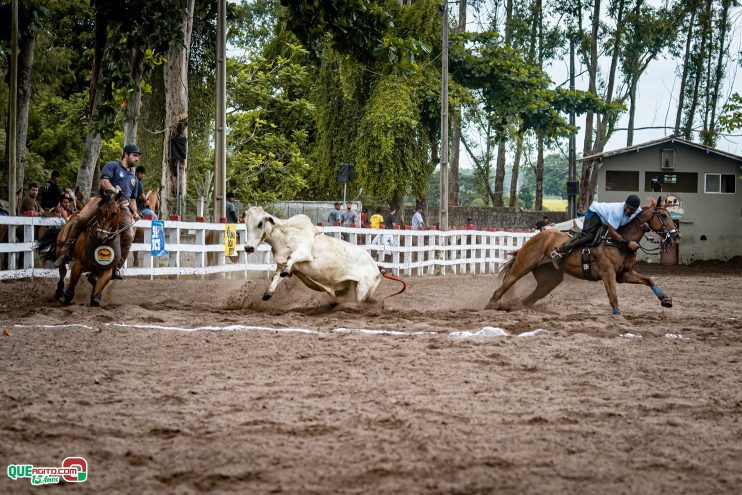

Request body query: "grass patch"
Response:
[542, 199, 567, 211]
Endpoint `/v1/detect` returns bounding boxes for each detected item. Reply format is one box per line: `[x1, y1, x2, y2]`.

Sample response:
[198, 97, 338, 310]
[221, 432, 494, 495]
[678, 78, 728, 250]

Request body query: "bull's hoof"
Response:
[90, 296, 101, 307]
[262, 292, 273, 301]
[661, 297, 673, 308]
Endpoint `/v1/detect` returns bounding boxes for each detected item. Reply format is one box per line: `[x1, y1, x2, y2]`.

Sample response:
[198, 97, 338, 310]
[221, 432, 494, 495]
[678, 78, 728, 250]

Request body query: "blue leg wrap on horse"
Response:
[651, 285, 666, 299]
[613, 307, 620, 316]
[63, 288, 74, 298]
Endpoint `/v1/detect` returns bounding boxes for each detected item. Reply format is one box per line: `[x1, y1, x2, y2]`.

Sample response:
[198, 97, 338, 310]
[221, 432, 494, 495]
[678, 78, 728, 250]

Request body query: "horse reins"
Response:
[631, 205, 678, 255]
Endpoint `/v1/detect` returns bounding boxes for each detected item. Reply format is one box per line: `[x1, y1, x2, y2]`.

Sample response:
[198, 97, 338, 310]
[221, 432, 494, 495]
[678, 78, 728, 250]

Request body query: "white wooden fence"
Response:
[0, 216, 534, 280]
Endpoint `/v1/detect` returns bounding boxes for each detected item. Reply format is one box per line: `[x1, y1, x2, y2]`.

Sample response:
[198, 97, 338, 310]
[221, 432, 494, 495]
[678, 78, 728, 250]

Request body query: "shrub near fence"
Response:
[0, 216, 535, 280]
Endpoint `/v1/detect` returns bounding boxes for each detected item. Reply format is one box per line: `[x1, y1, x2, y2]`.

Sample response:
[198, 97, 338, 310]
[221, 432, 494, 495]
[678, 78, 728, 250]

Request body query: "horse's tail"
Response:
[34, 225, 62, 262]
[498, 248, 521, 281]
[379, 268, 407, 298]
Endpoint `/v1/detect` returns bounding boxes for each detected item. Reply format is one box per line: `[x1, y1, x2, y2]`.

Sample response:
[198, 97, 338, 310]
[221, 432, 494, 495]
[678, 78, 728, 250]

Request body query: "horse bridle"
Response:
[634, 204, 679, 252]
[90, 201, 132, 242]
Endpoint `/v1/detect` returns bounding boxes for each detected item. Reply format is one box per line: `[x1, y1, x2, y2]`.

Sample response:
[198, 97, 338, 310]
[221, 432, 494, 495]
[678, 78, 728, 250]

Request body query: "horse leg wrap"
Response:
[613, 307, 620, 316]
[63, 287, 75, 304]
[652, 285, 673, 308]
[90, 295, 102, 307]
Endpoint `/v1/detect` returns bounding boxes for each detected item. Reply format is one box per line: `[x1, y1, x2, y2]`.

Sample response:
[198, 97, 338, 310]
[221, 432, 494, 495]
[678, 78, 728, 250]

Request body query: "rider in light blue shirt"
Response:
[551, 194, 642, 268]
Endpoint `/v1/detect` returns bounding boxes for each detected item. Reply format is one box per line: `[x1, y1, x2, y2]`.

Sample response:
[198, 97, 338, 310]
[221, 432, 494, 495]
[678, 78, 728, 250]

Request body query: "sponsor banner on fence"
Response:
[151, 220, 168, 256]
[224, 224, 237, 257]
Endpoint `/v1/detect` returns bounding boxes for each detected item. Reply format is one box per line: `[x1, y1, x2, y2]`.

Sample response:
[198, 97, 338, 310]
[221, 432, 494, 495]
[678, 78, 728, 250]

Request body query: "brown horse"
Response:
[488, 198, 681, 315]
[35, 190, 125, 307]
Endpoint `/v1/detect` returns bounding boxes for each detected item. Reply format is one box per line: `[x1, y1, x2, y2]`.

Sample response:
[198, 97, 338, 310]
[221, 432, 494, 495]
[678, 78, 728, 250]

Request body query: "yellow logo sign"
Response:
[94, 246, 115, 265]
[224, 224, 237, 257]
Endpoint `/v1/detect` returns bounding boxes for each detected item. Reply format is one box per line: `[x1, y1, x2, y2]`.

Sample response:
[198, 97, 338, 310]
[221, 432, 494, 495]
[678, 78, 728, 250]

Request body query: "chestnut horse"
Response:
[488, 198, 681, 315]
[35, 190, 125, 307]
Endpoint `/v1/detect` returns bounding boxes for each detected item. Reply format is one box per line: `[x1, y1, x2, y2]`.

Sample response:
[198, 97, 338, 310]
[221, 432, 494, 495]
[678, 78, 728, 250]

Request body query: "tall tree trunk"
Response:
[123, 51, 144, 146]
[683, 0, 712, 139]
[449, 0, 467, 208]
[160, 0, 195, 218]
[706, 0, 731, 146]
[14, 28, 36, 194]
[76, 9, 108, 200]
[627, 78, 638, 146]
[492, 0, 513, 208]
[493, 138, 506, 206]
[674, 7, 696, 135]
[509, 135, 523, 208]
[702, 17, 714, 139]
[534, 135, 544, 210]
[581, 0, 601, 155]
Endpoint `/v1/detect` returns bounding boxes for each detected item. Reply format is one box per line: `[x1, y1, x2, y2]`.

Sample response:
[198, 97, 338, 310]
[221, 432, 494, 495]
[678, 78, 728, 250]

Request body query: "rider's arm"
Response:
[99, 178, 117, 193]
[606, 225, 623, 242]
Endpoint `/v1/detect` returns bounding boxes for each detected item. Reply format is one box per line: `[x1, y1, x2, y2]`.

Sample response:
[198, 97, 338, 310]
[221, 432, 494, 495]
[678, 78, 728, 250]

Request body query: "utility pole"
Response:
[8, 0, 18, 215]
[439, 1, 449, 230]
[213, 0, 227, 221]
[567, 35, 578, 219]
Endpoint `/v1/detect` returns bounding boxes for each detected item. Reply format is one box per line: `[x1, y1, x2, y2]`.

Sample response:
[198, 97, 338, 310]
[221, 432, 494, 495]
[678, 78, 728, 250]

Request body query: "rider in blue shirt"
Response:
[55, 144, 142, 279]
[551, 194, 642, 268]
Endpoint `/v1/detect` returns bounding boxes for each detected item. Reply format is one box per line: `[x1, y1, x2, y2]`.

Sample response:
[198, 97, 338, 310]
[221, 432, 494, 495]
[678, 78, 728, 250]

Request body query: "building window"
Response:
[644, 172, 698, 193]
[704, 173, 736, 194]
[606, 170, 639, 191]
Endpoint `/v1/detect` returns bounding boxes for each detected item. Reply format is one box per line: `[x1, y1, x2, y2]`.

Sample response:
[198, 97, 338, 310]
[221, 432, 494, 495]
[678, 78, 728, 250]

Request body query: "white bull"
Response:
[242, 206, 383, 303]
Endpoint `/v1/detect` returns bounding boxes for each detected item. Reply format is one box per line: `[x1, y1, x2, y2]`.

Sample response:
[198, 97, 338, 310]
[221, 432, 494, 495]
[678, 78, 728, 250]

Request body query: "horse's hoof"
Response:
[262, 292, 273, 301]
[62, 288, 74, 305]
[54, 289, 63, 300]
[661, 297, 673, 308]
[90, 297, 101, 307]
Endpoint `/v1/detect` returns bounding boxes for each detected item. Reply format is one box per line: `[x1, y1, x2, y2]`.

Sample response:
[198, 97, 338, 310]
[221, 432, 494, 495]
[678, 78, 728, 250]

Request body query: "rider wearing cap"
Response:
[550, 194, 643, 268]
[54, 144, 142, 279]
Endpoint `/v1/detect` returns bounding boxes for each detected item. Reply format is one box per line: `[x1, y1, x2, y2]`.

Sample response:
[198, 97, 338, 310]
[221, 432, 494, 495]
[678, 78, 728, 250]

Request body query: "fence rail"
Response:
[0, 216, 534, 280]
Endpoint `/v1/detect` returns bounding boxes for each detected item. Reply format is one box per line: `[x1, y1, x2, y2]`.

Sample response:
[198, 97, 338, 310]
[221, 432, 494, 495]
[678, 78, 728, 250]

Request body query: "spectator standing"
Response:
[226, 192, 239, 223]
[49, 194, 74, 219]
[369, 209, 384, 228]
[40, 170, 63, 210]
[20, 183, 43, 215]
[341, 201, 359, 228]
[383, 207, 396, 229]
[327, 201, 343, 225]
[411, 206, 425, 230]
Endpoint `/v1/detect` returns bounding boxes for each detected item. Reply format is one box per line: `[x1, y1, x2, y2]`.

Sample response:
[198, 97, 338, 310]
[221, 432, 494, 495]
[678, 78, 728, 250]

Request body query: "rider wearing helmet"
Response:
[54, 144, 142, 279]
[550, 194, 643, 268]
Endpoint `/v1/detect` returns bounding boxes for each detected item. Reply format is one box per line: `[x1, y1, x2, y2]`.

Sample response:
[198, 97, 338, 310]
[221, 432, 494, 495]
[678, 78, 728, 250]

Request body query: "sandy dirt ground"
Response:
[1, 260, 741, 494]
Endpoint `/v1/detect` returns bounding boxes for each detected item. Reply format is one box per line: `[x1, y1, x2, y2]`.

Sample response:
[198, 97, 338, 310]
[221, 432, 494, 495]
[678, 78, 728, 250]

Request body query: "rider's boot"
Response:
[113, 228, 133, 280]
[53, 219, 84, 268]
[550, 235, 588, 269]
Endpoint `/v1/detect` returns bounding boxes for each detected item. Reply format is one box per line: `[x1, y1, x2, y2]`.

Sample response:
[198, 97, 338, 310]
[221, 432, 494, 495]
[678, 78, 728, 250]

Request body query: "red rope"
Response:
[382, 272, 407, 297]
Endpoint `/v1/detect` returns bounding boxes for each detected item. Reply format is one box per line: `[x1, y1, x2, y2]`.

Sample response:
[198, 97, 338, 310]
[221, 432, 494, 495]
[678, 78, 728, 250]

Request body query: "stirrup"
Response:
[550, 250, 562, 269]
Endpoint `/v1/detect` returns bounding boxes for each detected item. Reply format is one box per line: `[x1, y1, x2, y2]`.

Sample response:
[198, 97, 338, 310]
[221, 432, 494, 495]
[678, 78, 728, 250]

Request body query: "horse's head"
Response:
[94, 190, 123, 243]
[640, 196, 681, 249]
[145, 186, 161, 215]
